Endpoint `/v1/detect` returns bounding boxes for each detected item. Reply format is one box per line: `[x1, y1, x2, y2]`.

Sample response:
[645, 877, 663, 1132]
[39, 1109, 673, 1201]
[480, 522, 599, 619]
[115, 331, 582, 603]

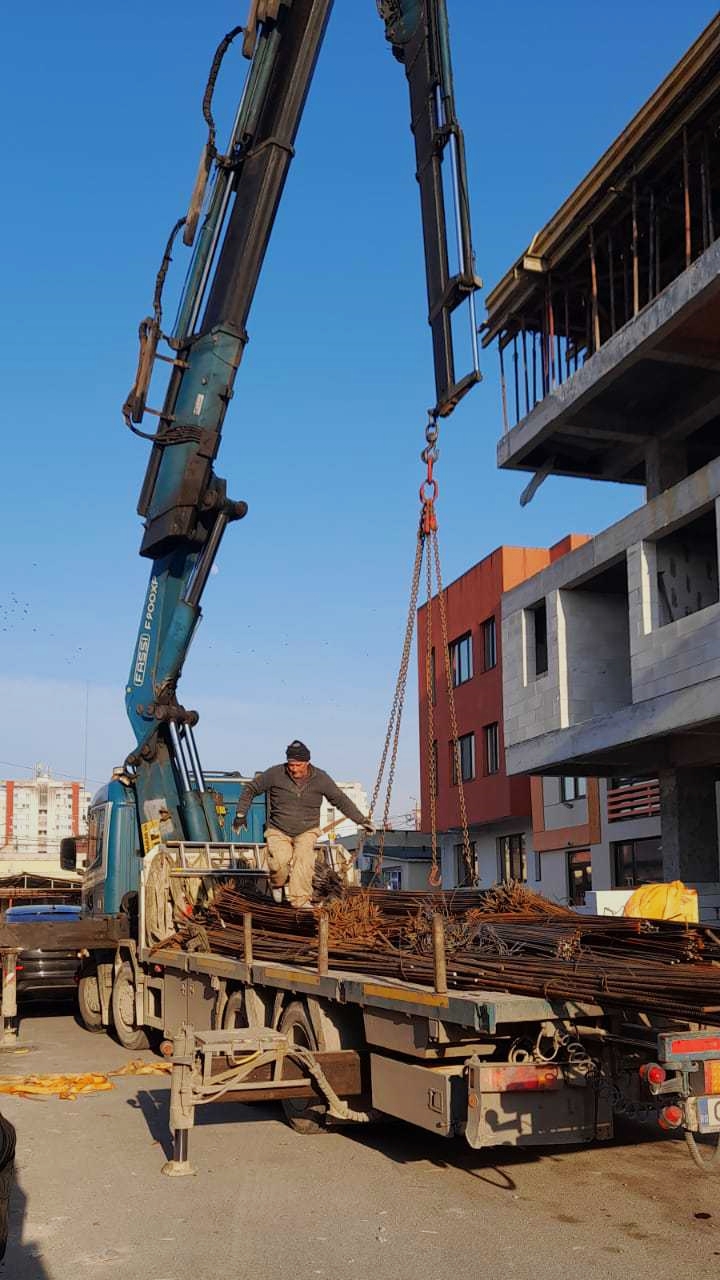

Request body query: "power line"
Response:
[0, 759, 103, 788]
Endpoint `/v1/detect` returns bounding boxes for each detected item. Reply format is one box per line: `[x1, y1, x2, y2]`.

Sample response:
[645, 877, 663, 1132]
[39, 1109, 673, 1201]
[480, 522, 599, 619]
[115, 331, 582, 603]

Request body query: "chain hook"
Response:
[420, 412, 440, 535]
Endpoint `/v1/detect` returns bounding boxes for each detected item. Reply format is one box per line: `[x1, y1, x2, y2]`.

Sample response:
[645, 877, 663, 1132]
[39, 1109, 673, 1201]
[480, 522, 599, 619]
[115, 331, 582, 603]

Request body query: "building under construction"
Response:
[484, 16, 720, 887]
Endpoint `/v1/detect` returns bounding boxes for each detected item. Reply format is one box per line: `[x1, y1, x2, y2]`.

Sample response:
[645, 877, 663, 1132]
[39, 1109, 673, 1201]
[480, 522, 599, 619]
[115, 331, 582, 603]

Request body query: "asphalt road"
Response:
[0, 1006, 718, 1280]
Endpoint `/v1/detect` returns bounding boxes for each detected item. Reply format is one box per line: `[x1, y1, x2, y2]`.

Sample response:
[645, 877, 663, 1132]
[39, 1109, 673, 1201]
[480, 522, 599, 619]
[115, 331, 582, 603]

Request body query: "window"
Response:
[450, 632, 473, 686]
[498, 834, 527, 883]
[382, 868, 402, 890]
[533, 852, 542, 882]
[482, 616, 497, 670]
[613, 836, 663, 888]
[454, 841, 477, 886]
[560, 776, 587, 801]
[568, 850, 592, 905]
[484, 723, 500, 775]
[530, 601, 548, 676]
[451, 733, 475, 784]
[86, 805, 107, 872]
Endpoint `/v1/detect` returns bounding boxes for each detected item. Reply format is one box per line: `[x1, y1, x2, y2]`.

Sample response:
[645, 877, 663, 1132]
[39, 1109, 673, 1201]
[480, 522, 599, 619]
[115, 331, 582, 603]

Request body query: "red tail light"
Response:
[483, 1065, 560, 1093]
[640, 1063, 666, 1087]
[15, 963, 23, 972]
[658, 1104, 683, 1130]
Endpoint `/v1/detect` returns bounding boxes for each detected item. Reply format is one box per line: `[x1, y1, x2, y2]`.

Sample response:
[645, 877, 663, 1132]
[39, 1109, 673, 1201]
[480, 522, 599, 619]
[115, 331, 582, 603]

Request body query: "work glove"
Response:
[361, 819, 375, 835]
[232, 814, 247, 836]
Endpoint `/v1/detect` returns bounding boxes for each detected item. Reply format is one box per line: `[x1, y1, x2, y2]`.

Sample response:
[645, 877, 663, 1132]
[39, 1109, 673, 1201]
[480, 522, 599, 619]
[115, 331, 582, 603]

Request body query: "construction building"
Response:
[484, 16, 720, 889]
[417, 539, 586, 888]
[0, 768, 89, 876]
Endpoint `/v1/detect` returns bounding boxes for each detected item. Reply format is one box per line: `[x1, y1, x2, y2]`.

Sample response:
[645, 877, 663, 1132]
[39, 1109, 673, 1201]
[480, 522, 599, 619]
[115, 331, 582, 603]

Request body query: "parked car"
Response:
[4, 904, 82, 1001]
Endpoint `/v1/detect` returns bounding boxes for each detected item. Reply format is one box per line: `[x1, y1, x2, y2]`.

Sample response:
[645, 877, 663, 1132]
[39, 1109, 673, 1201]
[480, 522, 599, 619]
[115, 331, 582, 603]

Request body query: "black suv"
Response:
[5, 904, 82, 1000]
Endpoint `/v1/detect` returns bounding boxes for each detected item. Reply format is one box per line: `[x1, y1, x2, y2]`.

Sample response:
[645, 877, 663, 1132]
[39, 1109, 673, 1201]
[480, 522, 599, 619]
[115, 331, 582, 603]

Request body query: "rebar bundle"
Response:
[167, 884, 720, 1021]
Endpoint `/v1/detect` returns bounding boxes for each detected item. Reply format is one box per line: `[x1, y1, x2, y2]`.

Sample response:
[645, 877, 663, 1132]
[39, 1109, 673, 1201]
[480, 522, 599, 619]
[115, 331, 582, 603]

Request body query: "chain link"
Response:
[425, 541, 440, 885]
[431, 529, 475, 884]
[368, 528, 425, 881]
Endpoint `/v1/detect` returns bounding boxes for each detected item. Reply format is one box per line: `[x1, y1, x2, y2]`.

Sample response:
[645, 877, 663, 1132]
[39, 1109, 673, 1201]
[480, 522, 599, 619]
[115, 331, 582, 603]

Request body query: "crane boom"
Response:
[121, 0, 479, 852]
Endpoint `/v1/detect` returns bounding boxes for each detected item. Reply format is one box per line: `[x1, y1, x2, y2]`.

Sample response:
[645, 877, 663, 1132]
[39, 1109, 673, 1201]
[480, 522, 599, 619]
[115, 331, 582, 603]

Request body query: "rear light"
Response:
[15, 963, 23, 972]
[483, 1065, 560, 1093]
[640, 1063, 666, 1087]
[658, 1104, 684, 1130]
[669, 1036, 720, 1057]
[703, 1061, 720, 1095]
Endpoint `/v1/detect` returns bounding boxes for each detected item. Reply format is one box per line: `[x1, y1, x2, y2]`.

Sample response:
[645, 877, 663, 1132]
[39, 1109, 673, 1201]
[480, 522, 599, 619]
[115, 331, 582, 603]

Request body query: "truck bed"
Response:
[145, 943, 605, 1033]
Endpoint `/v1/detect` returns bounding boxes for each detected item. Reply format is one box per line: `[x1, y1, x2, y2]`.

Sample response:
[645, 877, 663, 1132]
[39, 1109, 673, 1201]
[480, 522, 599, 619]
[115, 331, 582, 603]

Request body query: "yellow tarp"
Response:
[0, 1058, 172, 1101]
[623, 879, 699, 924]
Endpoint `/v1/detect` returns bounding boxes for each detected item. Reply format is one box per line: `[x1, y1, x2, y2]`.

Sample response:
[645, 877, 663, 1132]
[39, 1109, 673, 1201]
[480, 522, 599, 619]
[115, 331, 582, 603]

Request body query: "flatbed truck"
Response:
[61, 836, 720, 1174]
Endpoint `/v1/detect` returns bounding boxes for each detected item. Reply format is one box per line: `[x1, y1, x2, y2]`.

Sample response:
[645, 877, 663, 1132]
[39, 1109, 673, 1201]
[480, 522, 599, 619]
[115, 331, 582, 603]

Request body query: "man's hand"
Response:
[232, 813, 247, 836]
[360, 819, 375, 835]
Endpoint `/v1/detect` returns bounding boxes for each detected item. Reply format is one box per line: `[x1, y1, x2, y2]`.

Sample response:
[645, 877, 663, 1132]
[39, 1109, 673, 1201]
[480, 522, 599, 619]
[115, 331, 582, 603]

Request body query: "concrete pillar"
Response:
[645, 440, 687, 499]
[659, 768, 720, 882]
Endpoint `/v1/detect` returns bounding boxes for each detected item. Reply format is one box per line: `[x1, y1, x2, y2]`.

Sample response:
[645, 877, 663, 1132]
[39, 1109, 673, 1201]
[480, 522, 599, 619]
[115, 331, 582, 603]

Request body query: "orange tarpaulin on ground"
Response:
[0, 1059, 172, 1101]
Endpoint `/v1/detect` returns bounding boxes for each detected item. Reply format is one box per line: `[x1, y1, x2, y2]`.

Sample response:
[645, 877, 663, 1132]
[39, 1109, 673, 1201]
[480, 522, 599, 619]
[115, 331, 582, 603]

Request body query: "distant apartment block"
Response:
[319, 782, 369, 841]
[0, 768, 89, 874]
[485, 17, 720, 887]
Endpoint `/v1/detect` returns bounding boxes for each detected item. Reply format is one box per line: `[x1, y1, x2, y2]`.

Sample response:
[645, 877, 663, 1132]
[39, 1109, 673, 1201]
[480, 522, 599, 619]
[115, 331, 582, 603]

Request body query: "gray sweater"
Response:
[236, 764, 367, 838]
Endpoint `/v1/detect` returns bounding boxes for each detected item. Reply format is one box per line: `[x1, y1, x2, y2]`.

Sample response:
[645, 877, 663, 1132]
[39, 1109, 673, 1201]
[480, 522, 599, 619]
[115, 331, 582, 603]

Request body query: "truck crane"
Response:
[117, 0, 480, 872]
[51, 1, 720, 1177]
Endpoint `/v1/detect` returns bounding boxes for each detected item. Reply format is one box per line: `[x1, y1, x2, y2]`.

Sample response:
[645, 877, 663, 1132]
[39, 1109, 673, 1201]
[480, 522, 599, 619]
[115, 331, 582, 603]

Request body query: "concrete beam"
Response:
[503, 676, 720, 778]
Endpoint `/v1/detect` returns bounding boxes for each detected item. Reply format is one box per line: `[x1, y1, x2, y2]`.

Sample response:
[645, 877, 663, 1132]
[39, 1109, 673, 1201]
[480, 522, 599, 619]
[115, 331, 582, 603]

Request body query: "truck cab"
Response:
[62, 772, 266, 916]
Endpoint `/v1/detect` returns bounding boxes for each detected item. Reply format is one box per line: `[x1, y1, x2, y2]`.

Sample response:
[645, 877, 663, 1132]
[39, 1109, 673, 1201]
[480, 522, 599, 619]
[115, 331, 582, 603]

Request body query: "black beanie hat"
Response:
[286, 740, 311, 762]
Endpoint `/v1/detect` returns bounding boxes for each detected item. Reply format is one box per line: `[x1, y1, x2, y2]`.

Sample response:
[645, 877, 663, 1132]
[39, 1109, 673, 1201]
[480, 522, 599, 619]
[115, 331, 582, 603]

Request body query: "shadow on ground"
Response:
[127, 1083, 681, 1192]
[3, 1180, 54, 1280]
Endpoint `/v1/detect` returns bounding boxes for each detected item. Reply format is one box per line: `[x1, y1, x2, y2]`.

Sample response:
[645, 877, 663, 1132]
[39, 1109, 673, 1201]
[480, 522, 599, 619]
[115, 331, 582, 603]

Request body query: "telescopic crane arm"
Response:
[122, 0, 479, 851]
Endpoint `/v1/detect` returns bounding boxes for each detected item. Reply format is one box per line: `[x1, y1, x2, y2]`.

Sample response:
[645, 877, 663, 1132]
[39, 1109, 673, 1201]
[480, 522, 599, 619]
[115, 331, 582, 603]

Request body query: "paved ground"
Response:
[1, 1006, 719, 1280]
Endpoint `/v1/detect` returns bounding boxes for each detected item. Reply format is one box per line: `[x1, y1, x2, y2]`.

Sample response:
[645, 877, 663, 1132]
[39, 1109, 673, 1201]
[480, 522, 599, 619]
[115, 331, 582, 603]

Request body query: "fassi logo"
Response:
[133, 577, 159, 687]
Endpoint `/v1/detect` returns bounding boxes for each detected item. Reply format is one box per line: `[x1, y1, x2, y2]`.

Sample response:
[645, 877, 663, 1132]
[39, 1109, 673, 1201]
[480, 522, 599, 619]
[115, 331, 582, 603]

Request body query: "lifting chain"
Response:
[369, 414, 475, 889]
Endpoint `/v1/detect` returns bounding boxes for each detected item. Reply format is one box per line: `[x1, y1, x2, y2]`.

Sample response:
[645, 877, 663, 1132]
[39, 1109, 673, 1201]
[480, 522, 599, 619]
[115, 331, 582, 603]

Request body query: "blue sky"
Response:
[1, 1, 717, 813]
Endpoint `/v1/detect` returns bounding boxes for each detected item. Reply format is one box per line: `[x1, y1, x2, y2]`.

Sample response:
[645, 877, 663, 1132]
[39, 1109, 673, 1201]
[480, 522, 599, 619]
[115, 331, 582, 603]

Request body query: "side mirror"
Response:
[60, 837, 77, 872]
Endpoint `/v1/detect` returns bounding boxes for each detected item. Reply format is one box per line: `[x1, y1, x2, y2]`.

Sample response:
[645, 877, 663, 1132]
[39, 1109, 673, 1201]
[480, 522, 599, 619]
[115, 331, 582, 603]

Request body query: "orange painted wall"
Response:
[417, 538, 587, 832]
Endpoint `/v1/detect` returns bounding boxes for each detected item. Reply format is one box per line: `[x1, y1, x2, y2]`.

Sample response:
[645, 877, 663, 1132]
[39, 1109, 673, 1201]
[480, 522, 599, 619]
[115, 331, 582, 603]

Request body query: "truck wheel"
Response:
[77, 971, 105, 1033]
[223, 989, 248, 1031]
[111, 961, 149, 1051]
[278, 1000, 327, 1135]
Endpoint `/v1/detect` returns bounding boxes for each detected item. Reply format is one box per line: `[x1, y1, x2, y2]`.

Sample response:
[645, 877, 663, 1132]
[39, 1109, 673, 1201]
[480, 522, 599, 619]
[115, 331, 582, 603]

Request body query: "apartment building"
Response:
[532, 774, 662, 906]
[0, 769, 89, 875]
[417, 539, 586, 888]
[319, 782, 369, 841]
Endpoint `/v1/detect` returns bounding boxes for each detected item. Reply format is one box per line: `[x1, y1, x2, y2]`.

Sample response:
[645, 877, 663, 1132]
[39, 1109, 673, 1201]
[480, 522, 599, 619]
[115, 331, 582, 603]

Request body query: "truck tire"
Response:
[111, 961, 150, 1051]
[77, 971, 105, 1033]
[278, 1000, 327, 1135]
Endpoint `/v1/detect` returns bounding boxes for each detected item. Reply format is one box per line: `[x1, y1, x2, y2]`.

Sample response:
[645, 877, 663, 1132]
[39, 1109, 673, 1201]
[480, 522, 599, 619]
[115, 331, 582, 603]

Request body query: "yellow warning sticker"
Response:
[141, 819, 162, 854]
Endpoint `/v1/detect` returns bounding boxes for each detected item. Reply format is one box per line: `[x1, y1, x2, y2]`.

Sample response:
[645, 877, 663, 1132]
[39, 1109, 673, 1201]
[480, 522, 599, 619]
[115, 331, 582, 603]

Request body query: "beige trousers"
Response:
[265, 826, 319, 907]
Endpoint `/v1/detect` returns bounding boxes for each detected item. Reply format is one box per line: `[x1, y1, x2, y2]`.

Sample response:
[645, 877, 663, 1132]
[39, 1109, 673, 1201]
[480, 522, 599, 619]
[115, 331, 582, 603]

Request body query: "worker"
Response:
[233, 741, 373, 908]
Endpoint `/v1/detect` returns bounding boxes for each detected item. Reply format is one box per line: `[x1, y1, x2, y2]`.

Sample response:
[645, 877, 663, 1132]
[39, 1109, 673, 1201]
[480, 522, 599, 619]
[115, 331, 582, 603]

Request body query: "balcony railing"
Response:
[607, 779, 660, 822]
